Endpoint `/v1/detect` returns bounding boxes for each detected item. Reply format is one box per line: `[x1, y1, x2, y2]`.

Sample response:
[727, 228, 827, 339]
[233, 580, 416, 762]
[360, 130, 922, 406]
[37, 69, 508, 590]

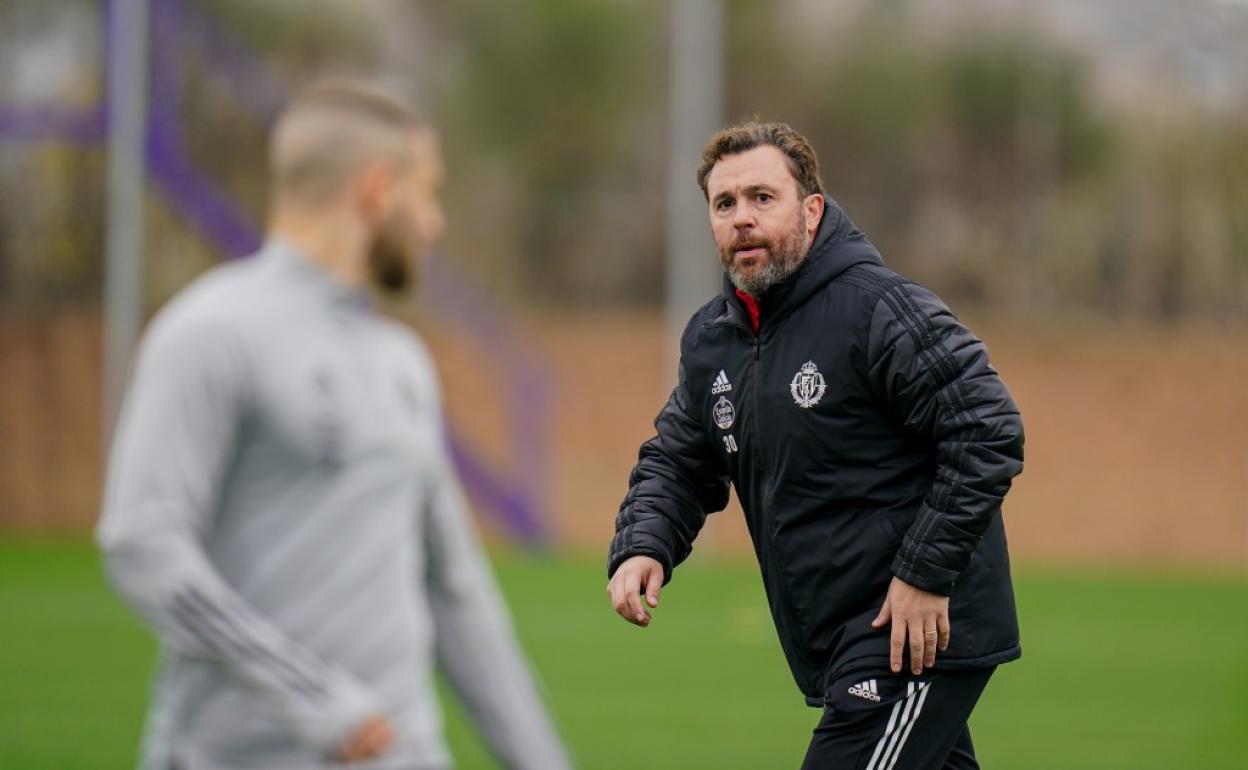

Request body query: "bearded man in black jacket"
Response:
[606, 121, 1025, 770]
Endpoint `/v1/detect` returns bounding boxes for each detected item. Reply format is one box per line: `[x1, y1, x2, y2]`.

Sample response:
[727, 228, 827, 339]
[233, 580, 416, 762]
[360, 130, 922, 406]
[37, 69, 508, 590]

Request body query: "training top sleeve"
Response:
[423, 467, 575, 770]
[417, 373, 573, 769]
[96, 311, 377, 756]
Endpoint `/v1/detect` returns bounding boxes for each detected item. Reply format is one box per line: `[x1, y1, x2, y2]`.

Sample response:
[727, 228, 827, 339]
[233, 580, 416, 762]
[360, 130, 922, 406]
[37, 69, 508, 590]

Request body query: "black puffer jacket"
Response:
[608, 198, 1025, 705]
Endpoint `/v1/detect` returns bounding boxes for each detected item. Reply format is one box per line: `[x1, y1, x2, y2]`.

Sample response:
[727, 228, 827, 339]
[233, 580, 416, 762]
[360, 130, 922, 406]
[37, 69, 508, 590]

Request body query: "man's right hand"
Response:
[336, 713, 395, 764]
[607, 555, 665, 627]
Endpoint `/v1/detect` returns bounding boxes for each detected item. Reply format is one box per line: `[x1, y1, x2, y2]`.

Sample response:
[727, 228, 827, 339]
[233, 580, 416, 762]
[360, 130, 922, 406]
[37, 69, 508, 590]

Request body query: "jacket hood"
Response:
[720, 196, 883, 330]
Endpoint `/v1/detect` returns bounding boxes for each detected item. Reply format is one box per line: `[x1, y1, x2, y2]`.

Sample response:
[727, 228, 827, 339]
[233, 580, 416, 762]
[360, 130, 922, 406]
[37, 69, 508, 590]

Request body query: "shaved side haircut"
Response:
[269, 80, 425, 207]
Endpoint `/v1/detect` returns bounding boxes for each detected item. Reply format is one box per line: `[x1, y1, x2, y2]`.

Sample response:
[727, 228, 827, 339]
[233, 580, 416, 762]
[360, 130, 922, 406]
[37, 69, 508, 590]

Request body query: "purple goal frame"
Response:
[0, 0, 552, 545]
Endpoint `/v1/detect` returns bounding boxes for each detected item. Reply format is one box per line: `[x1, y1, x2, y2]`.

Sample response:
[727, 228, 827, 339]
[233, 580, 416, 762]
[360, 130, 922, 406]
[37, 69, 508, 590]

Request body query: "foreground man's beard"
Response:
[368, 210, 420, 293]
[720, 209, 810, 297]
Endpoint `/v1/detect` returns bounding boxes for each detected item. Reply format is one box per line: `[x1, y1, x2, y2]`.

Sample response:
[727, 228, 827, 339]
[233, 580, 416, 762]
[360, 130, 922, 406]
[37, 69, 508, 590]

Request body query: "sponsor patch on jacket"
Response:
[713, 396, 736, 430]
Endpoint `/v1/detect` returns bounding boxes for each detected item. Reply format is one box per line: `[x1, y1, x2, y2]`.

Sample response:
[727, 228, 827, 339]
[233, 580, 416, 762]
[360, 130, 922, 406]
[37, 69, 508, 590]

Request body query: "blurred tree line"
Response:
[724, 1, 1248, 320]
[1, 0, 1245, 321]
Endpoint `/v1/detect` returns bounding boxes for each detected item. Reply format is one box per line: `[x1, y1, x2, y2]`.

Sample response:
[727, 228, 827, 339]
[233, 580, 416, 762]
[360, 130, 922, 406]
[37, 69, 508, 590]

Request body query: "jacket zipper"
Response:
[750, 328, 816, 690]
[750, 332, 769, 530]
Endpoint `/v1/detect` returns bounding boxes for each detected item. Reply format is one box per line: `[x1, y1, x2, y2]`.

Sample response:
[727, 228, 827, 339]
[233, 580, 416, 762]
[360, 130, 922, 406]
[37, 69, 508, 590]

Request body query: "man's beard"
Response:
[720, 209, 810, 297]
[367, 209, 420, 293]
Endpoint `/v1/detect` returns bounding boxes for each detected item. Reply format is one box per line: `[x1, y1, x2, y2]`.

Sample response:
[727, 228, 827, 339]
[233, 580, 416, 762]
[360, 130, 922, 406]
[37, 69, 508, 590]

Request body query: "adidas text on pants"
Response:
[800, 666, 995, 770]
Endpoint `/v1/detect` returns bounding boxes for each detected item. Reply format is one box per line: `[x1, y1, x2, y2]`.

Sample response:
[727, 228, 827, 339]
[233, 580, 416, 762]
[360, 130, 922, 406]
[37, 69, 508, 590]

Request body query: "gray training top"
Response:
[97, 242, 572, 770]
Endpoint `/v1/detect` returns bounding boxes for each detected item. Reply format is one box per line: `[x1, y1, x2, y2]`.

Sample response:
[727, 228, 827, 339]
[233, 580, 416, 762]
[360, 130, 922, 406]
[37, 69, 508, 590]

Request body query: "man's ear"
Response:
[803, 193, 825, 236]
[355, 161, 396, 224]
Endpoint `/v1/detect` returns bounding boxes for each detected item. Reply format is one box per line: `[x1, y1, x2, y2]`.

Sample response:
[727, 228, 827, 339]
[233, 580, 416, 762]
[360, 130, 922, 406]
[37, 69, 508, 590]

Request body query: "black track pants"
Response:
[800, 666, 994, 770]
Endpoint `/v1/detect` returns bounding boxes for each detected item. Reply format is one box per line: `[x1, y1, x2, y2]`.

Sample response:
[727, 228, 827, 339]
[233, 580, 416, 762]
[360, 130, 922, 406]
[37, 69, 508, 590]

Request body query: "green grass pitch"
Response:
[1, 539, 1245, 768]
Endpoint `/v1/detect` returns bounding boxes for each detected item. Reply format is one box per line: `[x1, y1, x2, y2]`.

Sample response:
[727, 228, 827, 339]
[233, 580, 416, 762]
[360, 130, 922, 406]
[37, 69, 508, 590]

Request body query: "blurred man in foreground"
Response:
[607, 122, 1024, 769]
[98, 80, 572, 770]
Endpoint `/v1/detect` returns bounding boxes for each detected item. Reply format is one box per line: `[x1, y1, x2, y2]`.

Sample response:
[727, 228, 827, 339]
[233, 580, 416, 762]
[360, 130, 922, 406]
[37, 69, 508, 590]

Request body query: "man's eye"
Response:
[756, 193, 772, 203]
[716, 199, 733, 211]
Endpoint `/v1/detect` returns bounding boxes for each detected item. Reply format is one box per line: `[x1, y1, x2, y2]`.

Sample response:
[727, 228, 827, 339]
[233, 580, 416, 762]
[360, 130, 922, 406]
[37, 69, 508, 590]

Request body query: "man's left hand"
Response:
[871, 577, 951, 675]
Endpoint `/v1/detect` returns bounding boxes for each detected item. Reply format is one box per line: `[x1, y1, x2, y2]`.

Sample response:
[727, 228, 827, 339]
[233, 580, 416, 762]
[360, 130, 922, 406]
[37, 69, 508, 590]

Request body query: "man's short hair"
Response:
[269, 79, 425, 206]
[696, 120, 825, 200]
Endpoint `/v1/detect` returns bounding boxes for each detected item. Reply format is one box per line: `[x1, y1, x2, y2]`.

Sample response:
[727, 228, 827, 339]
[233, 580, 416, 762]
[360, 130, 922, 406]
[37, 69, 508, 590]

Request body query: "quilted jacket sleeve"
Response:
[607, 360, 731, 583]
[866, 282, 1025, 596]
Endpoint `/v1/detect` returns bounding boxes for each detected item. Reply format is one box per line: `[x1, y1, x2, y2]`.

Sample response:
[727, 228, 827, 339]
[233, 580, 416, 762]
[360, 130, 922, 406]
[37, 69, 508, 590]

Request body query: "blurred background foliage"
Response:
[2, 0, 1247, 319]
[2, 0, 1246, 555]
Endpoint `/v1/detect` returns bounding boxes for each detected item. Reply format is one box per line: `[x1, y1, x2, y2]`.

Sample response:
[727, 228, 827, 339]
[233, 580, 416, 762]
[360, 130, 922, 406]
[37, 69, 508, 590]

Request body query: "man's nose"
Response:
[732, 203, 756, 229]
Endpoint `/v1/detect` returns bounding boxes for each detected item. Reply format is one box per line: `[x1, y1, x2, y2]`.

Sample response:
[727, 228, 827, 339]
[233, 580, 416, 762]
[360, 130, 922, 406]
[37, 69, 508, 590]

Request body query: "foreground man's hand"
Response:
[871, 577, 951, 675]
[337, 713, 395, 764]
[607, 555, 665, 627]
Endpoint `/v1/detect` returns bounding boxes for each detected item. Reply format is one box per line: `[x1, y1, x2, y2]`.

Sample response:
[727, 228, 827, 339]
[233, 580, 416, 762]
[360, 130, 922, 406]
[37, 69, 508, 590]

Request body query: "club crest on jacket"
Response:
[790, 360, 826, 409]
